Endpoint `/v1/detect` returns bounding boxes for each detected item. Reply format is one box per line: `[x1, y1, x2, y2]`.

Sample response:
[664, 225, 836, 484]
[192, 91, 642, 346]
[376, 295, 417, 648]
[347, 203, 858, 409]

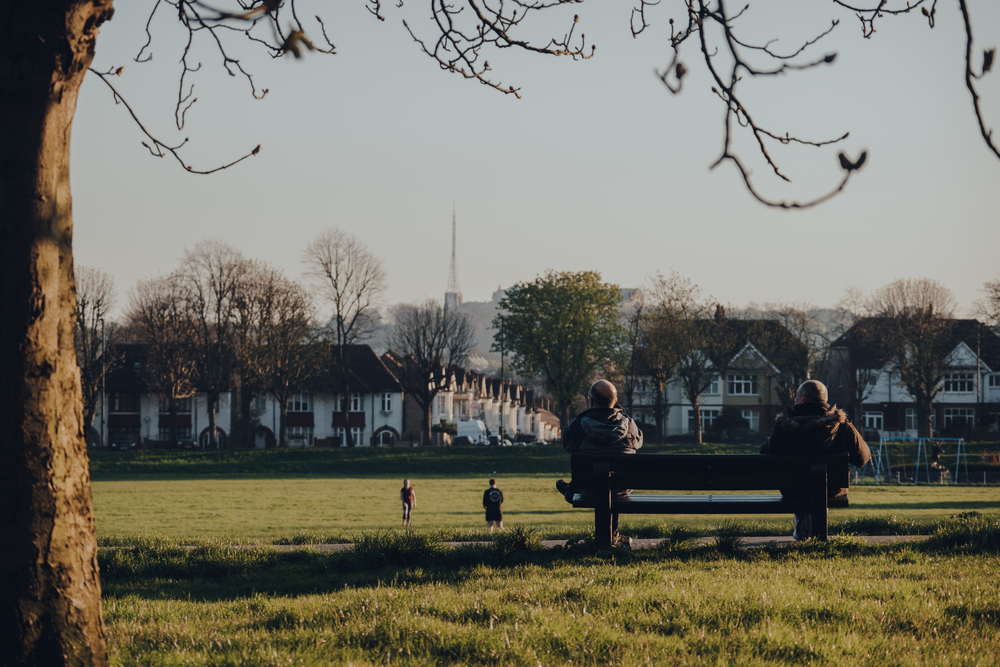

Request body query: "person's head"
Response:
[794, 380, 829, 405]
[403, 479, 410, 488]
[588, 379, 617, 408]
[489, 478, 496, 487]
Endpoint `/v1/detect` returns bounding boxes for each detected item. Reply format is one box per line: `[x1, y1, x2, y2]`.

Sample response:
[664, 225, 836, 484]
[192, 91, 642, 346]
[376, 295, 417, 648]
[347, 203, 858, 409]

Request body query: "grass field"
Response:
[92, 476, 1000, 541]
[99, 519, 1000, 666]
[91, 447, 1000, 665]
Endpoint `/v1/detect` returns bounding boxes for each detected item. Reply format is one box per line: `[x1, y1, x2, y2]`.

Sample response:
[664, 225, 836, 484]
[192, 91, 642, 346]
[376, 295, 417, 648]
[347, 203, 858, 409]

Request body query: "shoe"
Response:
[611, 532, 632, 549]
[556, 479, 574, 502]
[792, 514, 811, 541]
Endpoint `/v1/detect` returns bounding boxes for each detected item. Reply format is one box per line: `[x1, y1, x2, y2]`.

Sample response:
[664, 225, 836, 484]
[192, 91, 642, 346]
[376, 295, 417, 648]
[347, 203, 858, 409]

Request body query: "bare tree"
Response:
[617, 293, 645, 420]
[975, 277, 1000, 332]
[387, 300, 476, 445]
[303, 228, 387, 447]
[229, 261, 316, 449]
[752, 302, 827, 410]
[257, 275, 318, 449]
[125, 274, 199, 446]
[179, 240, 246, 448]
[865, 278, 958, 437]
[75, 266, 123, 447]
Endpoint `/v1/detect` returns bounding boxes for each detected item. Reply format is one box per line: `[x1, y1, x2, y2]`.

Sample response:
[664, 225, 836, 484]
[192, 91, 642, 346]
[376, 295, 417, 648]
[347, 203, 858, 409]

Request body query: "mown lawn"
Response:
[91, 447, 1000, 665]
[92, 476, 1000, 541]
[99, 520, 1000, 667]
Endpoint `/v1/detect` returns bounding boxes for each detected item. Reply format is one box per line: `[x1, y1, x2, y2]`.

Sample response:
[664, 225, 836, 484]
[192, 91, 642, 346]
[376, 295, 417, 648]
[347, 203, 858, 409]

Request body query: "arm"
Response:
[844, 421, 871, 468]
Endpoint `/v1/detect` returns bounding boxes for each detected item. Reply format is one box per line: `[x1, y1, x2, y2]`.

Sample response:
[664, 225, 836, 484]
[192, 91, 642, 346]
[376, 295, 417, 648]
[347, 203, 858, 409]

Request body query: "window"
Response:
[351, 393, 362, 412]
[943, 373, 975, 392]
[437, 395, 447, 414]
[159, 397, 191, 413]
[287, 393, 311, 412]
[253, 395, 268, 413]
[727, 374, 758, 395]
[863, 412, 883, 431]
[158, 426, 192, 442]
[688, 409, 720, 432]
[704, 376, 720, 395]
[109, 393, 139, 412]
[287, 425, 314, 446]
[378, 430, 395, 445]
[741, 410, 759, 432]
[332, 427, 363, 446]
[944, 408, 975, 429]
[989, 374, 1000, 388]
[380, 393, 392, 412]
[907, 408, 936, 431]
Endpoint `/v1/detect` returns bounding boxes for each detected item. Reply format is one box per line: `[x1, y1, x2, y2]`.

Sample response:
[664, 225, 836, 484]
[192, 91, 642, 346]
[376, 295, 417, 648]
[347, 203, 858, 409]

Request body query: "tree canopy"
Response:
[494, 271, 624, 427]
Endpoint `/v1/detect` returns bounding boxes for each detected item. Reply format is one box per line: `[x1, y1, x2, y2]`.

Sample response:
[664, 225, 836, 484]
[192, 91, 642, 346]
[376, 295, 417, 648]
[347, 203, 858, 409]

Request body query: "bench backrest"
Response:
[570, 453, 850, 494]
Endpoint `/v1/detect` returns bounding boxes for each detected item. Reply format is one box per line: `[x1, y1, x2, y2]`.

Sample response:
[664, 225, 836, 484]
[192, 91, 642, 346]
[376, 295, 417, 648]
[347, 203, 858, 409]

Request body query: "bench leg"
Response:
[594, 460, 613, 549]
[810, 462, 829, 541]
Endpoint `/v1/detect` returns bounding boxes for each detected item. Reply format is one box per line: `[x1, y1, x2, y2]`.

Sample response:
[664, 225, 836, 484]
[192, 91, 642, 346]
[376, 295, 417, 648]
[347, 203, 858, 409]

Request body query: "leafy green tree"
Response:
[494, 271, 625, 428]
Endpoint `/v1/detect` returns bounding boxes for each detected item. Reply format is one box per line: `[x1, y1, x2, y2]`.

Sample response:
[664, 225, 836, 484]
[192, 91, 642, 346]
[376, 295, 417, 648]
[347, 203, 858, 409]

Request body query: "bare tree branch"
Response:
[88, 67, 261, 174]
[959, 0, 1000, 159]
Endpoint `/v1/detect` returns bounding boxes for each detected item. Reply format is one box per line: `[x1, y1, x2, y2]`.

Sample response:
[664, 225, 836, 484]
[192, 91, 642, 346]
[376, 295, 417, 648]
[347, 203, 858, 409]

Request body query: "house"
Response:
[628, 320, 808, 437]
[381, 352, 562, 444]
[96, 344, 234, 448]
[828, 319, 1000, 437]
[253, 344, 404, 448]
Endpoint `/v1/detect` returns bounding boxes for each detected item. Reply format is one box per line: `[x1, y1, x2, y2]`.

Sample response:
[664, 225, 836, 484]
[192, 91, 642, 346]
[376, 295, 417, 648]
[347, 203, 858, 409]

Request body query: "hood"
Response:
[579, 408, 632, 446]
[771, 404, 848, 454]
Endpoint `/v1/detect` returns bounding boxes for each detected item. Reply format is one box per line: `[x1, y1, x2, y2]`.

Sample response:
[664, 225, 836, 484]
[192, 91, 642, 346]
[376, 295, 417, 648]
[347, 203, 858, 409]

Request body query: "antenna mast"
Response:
[445, 203, 462, 309]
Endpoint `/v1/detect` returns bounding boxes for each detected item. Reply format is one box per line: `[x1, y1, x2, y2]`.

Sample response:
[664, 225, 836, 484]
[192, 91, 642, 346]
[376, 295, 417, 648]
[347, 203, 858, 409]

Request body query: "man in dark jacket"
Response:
[556, 380, 642, 546]
[761, 379, 871, 540]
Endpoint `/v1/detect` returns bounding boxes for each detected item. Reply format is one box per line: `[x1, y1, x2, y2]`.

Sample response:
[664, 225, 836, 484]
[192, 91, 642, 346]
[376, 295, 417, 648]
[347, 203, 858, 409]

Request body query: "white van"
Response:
[456, 420, 488, 445]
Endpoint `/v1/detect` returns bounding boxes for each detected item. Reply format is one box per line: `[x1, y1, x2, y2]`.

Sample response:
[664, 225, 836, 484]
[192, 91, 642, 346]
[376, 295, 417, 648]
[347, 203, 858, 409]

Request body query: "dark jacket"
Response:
[760, 401, 871, 498]
[563, 406, 643, 454]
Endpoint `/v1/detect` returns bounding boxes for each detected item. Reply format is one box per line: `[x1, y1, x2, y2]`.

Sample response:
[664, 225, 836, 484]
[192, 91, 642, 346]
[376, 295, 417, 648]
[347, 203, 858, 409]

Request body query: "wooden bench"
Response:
[569, 453, 851, 548]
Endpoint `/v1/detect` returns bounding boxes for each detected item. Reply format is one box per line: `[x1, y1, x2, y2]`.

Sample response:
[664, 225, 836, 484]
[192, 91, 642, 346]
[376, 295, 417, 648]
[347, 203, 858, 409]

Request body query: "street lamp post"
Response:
[99, 317, 105, 449]
[499, 317, 505, 444]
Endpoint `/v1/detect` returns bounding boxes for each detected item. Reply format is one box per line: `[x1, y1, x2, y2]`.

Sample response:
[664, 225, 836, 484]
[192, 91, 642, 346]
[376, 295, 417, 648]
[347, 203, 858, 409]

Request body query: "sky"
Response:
[72, 1, 1000, 319]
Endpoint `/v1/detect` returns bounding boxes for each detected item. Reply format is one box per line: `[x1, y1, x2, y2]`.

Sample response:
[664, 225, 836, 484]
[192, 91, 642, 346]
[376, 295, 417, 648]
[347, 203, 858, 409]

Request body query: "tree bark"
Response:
[0, 2, 114, 665]
[653, 378, 664, 444]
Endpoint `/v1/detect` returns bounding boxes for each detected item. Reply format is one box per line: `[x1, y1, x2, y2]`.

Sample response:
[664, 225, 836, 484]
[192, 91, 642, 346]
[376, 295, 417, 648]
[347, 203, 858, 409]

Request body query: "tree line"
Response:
[77, 232, 475, 450]
[495, 271, 1000, 443]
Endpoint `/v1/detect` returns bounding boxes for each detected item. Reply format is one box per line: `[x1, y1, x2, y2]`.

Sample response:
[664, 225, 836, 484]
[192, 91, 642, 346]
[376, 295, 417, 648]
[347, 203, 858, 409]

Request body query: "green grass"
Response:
[92, 475, 1000, 541]
[99, 515, 1000, 667]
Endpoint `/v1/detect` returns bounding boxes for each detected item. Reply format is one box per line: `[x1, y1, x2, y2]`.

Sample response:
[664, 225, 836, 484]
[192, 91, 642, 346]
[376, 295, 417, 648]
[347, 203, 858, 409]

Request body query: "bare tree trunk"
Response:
[207, 392, 219, 448]
[653, 379, 665, 444]
[423, 402, 433, 446]
[0, 2, 113, 665]
[692, 394, 703, 445]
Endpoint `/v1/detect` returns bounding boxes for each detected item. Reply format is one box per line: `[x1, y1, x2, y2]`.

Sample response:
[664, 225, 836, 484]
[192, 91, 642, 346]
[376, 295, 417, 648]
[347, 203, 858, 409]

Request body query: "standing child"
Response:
[483, 478, 504, 532]
[400, 479, 416, 527]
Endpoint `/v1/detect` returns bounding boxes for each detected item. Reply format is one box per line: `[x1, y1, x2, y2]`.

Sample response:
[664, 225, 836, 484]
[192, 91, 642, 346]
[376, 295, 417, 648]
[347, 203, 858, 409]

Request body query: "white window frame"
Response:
[943, 373, 975, 393]
[158, 426, 192, 441]
[741, 409, 759, 432]
[727, 374, 758, 396]
[863, 411, 883, 431]
[703, 376, 720, 396]
[380, 393, 392, 412]
[989, 374, 1000, 388]
[688, 408, 720, 432]
[906, 408, 917, 431]
[943, 408, 974, 429]
[350, 393, 362, 412]
[287, 393, 311, 412]
[158, 396, 191, 413]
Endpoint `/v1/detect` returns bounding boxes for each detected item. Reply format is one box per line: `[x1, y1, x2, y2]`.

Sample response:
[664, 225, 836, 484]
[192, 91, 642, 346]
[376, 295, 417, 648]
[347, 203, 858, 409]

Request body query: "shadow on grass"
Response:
[100, 514, 1000, 603]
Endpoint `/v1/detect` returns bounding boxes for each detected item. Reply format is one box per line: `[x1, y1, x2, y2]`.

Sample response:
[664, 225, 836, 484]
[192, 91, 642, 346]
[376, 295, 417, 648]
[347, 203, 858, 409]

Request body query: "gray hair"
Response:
[795, 380, 828, 404]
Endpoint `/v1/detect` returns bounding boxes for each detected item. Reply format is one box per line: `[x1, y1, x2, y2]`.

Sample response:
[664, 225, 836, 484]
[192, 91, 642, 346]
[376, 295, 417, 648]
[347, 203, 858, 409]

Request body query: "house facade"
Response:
[828, 319, 1000, 438]
[626, 321, 808, 438]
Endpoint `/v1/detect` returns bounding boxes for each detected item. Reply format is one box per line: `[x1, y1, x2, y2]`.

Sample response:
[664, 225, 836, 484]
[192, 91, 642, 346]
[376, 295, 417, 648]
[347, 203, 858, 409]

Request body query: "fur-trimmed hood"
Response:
[773, 406, 847, 432]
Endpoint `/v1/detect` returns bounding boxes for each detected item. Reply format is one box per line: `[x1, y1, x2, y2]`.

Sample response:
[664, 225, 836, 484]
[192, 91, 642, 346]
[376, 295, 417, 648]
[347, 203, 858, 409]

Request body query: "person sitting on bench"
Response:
[556, 379, 643, 547]
[761, 379, 871, 541]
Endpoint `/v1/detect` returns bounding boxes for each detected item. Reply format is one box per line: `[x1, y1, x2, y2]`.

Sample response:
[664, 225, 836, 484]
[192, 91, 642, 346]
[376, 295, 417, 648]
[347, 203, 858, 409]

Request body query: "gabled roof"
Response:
[318, 345, 402, 393]
[834, 318, 1000, 370]
[103, 344, 148, 393]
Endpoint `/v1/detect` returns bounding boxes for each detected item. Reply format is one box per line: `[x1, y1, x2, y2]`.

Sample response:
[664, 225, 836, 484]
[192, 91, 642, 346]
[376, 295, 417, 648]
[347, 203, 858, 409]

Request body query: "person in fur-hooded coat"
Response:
[761, 380, 871, 499]
[762, 380, 870, 540]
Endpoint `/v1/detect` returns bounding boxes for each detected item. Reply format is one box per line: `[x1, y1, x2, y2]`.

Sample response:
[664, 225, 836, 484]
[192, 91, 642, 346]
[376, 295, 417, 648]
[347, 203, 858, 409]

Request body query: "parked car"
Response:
[452, 436, 474, 447]
[111, 433, 137, 450]
[488, 436, 512, 447]
[720, 428, 767, 445]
